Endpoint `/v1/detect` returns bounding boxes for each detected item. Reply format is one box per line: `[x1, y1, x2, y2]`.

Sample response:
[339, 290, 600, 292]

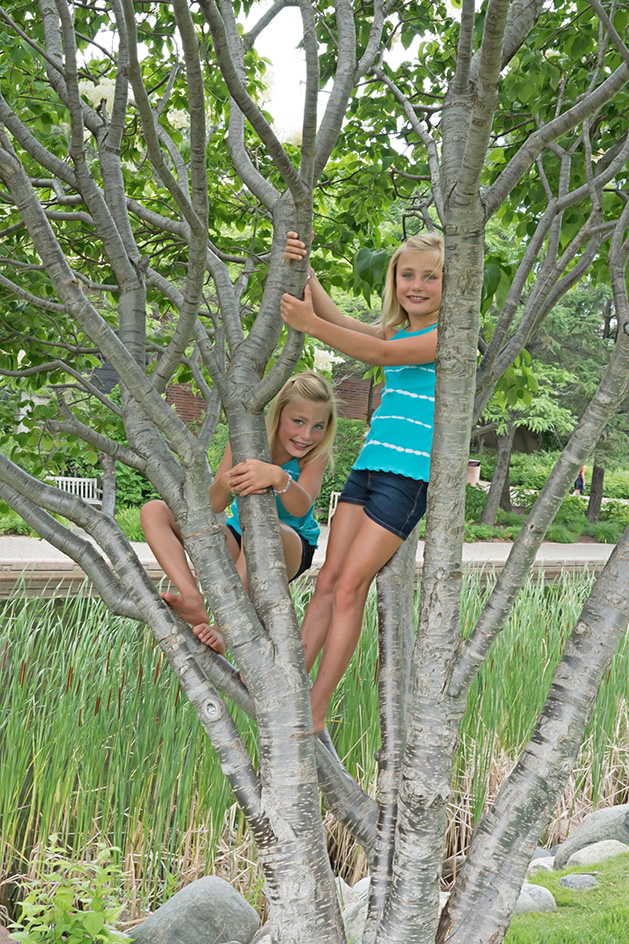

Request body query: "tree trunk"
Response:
[98, 452, 116, 517]
[480, 422, 516, 525]
[499, 466, 512, 514]
[586, 461, 605, 522]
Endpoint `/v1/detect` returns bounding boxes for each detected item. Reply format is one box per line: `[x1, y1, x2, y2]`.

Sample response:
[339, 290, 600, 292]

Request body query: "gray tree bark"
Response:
[0, 3, 628, 943]
[479, 421, 516, 526]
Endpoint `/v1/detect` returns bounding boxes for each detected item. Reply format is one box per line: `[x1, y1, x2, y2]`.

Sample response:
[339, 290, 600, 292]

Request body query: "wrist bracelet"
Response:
[306, 268, 315, 280]
[274, 472, 292, 495]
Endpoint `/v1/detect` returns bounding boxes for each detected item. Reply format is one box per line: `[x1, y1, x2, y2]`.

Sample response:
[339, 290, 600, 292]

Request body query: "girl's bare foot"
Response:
[161, 591, 208, 627]
[192, 622, 227, 656]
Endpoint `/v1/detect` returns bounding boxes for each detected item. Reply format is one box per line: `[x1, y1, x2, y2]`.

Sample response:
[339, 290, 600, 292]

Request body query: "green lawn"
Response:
[506, 853, 629, 944]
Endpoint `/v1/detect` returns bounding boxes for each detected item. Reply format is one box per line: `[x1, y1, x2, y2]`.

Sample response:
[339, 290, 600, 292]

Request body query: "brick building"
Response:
[166, 376, 380, 425]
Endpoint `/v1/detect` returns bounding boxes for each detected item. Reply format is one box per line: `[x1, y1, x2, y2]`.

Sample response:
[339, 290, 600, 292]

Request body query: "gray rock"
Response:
[566, 839, 629, 867]
[131, 876, 260, 944]
[342, 899, 368, 944]
[514, 883, 557, 914]
[530, 846, 551, 861]
[336, 877, 360, 908]
[352, 876, 371, 900]
[559, 873, 598, 890]
[554, 804, 629, 869]
[527, 856, 554, 875]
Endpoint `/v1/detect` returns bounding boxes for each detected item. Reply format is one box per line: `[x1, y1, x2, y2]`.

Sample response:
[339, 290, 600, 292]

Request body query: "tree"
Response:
[530, 280, 629, 519]
[0, 4, 628, 944]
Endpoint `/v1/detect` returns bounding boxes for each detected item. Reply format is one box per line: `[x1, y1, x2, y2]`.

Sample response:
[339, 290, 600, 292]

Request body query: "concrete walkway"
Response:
[0, 528, 614, 598]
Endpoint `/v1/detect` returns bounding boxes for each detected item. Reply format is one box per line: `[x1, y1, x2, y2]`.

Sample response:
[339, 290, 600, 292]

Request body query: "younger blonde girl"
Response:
[141, 371, 337, 653]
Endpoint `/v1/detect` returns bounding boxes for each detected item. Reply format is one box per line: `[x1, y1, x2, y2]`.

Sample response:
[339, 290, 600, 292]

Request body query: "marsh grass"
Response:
[1, 571, 628, 917]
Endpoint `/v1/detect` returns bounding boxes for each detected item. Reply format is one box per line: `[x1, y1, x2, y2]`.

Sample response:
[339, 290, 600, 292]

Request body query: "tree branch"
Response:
[484, 62, 629, 218]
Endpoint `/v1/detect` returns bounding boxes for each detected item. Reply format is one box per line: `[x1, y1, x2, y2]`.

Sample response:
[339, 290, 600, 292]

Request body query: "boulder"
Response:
[336, 877, 360, 908]
[554, 804, 629, 869]
[527, 856, 554, 875]
[131, 876, 260, 944]
[352, 876, 371, 901]
[559, 873, 598, 890]
[566, 839, 629, 867]
[514, 883, 557, 915]
[530, 846, 551, 861]
[342, 899, 368, 944]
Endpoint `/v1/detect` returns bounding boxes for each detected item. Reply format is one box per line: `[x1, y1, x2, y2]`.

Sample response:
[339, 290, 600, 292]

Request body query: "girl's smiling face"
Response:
[395, 250, 443, 326]
[275, 397, 330, 462]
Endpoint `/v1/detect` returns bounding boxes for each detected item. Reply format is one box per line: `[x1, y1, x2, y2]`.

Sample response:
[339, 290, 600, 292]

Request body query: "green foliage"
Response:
[317, 419, 365, 519]
[588, 519, 625, 544]
[0, 510, 35, 536]
[207, 422, 230, 475]
[10, 839, 131, 943]
[481, 451, 629, 500]
[114, 463, 160, 508]
[115, 507, 145, 542]
[465, 484, 487, 522]
[545, 522, 579, 544]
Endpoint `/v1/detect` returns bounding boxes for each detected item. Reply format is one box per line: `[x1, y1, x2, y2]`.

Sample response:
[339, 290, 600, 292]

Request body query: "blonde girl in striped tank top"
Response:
[281, 231, 443, 732]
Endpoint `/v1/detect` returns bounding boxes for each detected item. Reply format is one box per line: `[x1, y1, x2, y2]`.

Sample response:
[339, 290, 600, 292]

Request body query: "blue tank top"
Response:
[353, 324, 436, 481]
[226, 456, 320, 547]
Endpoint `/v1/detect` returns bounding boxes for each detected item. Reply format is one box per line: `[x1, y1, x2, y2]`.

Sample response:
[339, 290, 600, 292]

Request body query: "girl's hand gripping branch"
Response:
[227, 459, 282, 497]
[280, 284, 317, 335]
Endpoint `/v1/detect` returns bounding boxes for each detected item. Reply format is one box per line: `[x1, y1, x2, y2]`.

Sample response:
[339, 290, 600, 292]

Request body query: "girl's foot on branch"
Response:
[161, 590, 208, 627]
[193, 622, 227, 656]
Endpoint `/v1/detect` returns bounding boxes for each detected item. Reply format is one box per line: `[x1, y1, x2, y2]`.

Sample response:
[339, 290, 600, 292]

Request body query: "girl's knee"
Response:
[333, 569, 372, 611]
[140, 499, 165, 523]
[315, 560, 342, 596]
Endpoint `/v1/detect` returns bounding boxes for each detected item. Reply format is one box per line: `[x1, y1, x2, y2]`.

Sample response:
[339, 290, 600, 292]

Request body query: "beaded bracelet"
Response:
[273, 472, 292, 496]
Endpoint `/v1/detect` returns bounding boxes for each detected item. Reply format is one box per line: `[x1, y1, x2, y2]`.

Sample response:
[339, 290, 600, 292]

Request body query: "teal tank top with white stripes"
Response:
[226, 456, 320, 547]
[353, 324, 436, 481]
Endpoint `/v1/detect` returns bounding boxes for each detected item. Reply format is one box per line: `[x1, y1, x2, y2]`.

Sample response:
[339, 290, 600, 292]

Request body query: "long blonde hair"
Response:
[381, 232, 444, 333]
[266, 371, 337, 468]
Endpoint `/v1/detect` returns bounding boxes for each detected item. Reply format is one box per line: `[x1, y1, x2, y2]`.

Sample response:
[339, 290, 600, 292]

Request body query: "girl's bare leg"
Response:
[194, 523, 303, 650]
[308, 516, 404, 732]
[141, 500, 238, 654]
[300, 502, 367, 672]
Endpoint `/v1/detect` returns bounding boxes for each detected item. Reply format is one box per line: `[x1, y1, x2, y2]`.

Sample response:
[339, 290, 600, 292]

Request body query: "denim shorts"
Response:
[226, 525, 315, 581]
[339, 468, 428, 539]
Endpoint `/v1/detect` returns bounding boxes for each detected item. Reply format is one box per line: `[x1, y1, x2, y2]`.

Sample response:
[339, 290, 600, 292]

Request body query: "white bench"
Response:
[51, 476, 103, 506]
[327, 490, 341, 527]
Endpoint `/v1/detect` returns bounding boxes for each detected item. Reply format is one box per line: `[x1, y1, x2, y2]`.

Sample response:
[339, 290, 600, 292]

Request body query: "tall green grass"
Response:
[1, 572, 628, 917]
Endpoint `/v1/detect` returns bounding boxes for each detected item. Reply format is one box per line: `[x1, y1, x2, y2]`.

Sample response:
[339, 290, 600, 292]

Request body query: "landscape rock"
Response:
[131, 876, 260, 944]
[527, 856, 555, 875]
[0, 928, 17, 944]
[559, 873, 598, 890]
[352, 876, 371, 900]
[342, 899, 368, 944]
[336, 877, 360, 908]
[514, 883, 557, 914]
[566, 839, 629, 867]
[530, 846, 551, 861]
[554, 804, 629, 869]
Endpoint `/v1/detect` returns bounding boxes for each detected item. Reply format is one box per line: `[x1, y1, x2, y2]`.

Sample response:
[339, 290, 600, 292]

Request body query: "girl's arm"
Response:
[285, 233, 381, 338]
[280, 287, 438, 366]
[227, 454, 328, 518]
